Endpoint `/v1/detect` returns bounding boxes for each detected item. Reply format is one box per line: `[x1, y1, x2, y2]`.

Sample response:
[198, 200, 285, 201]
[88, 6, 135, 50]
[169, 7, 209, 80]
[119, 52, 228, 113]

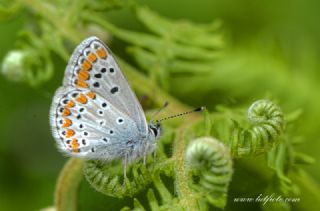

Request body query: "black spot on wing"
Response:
[110, 86, 119, 94]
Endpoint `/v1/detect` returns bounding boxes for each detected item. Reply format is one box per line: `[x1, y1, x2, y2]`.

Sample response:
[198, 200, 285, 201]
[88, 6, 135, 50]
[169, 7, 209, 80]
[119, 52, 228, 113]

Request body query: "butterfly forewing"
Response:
[62, 37, 147, 135]
[50, 86, 140, 159]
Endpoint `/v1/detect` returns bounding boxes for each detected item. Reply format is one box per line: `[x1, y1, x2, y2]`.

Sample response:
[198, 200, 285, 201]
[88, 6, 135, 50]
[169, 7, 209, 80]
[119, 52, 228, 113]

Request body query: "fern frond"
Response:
[266, 108, 314, 198]
[125, 173, 183, 211]
[83, 160, 153, 198]
[83, 5, 224, 90]
[185, 137, 233, 209]
[229, 99, 284, 156]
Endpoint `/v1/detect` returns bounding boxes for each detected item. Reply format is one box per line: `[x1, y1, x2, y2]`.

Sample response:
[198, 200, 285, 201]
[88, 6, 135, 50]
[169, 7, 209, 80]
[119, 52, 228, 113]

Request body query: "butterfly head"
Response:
[148, 121, 161, 140]
[147, 106, 205, 139]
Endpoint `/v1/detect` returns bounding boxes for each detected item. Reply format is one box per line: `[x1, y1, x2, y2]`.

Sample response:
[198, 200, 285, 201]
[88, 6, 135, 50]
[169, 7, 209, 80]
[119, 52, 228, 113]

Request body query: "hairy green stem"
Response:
[173, 114, 203, 210]
[55, 158, 84, 211]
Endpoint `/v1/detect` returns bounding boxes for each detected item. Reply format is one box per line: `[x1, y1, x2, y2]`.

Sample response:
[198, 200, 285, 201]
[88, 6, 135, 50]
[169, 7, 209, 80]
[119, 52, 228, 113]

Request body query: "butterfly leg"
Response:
[123, 153, 128, 185]
[153, 144, 157, 163]
[143, 142, 149, 166]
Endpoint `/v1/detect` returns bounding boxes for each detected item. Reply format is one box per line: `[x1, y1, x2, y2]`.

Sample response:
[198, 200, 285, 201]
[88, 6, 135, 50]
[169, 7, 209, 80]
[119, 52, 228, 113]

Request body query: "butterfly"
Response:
[49, 36, 161, 174]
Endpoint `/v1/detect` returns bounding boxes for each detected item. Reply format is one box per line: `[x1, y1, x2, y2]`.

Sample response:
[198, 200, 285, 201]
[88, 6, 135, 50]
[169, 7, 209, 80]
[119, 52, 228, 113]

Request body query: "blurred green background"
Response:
[0, 0, 319, 210]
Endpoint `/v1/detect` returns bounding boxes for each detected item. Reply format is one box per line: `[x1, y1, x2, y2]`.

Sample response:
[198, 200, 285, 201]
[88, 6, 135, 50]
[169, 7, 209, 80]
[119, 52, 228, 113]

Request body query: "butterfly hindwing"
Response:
[49, 86, 141, 160]
[62, 36, 147, 135]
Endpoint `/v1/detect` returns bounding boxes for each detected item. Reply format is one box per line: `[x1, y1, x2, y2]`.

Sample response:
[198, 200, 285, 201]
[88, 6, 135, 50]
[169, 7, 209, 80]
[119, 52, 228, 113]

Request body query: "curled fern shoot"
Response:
[185, 137, 233, 209]
[83, 160, 153, 198]
[230, 99, 284, 157]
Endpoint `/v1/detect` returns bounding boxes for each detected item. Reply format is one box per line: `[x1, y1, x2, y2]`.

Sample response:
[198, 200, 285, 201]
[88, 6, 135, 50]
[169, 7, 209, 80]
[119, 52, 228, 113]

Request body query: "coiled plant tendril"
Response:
[83, 160, 153, 198]
[230, 99, 284, 157]
[185, 137, 233, 209]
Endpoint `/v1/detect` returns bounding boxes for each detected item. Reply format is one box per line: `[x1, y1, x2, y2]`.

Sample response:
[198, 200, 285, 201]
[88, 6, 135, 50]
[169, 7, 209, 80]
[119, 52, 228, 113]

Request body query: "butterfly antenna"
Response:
[150, 101, 169, 122]
[157, 106, 205, 123]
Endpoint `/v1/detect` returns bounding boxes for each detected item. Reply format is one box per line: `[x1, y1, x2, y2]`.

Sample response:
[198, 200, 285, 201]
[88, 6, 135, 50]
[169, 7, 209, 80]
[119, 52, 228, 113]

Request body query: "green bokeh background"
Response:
[0, 0, 319, 210]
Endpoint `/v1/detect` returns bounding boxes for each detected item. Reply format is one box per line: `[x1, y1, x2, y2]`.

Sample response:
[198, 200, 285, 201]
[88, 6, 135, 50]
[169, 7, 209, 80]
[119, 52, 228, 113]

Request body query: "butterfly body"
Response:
[50, 36, 160, 163]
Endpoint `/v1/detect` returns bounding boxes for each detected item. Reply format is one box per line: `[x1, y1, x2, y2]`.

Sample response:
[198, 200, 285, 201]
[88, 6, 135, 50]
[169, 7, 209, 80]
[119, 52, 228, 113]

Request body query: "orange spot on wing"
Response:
[72, 149, 80, 153]
[96, 47, 107, 59]
[71, 138, 80, 153]
[65, 129, 75, 138]
[76, 79, 88, 88]
[71, 138, 77, 146]
[62, 118, 72, 128]
[76, 93, 87, 104]
[86, 91, 96, 99]
[66, 101, 75, 108]
[87, 53, 97, 63]
[82, 59, 92, 71]
[78, 70, 89, 80]
[62, 108, 71, 116]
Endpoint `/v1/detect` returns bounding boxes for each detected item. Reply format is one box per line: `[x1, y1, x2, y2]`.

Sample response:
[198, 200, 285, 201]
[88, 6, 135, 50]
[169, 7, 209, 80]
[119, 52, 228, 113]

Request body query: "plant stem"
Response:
[55, 158, 84, 211]
[173, 114, 203, 210]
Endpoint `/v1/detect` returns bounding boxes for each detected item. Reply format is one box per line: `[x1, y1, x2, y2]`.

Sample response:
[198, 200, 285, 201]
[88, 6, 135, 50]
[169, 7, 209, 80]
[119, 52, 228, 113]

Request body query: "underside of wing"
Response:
[49, 86, 140, 160]
[62, 36, 147, 135]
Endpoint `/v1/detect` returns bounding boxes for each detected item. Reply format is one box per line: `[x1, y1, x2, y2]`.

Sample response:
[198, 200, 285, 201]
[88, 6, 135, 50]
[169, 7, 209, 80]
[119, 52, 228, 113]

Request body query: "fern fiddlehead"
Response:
[185, 137, 233, 209]
[230, 99, 284, 157]
[83, 160, 153, 198]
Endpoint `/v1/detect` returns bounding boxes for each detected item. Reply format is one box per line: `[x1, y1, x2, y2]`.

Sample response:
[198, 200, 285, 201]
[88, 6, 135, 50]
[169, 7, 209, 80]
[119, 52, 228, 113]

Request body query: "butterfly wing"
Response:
[49, 86, 141, 160]
[62, 36, 147, 135]
[50, 36, 149, 160]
